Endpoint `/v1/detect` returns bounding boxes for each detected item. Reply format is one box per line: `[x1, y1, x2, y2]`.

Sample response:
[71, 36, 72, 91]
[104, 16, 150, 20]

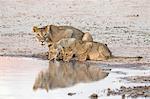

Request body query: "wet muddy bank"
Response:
[0, 52, 49, 60]
[107, 85, 150, 98]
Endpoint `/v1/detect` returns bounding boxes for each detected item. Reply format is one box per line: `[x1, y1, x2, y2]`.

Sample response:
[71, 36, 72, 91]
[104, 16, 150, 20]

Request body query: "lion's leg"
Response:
[97, 44, 111, 60]
[56, 45, 64, 60]
[87, 51, 106, 61]
[48, 44, 58, 60]
[89, 55, 101, 61]
[96, 53, 107, 61]
[94, 46, 109, 61]
[87, 49, 106, 61]
[48, 49, 54, 60]
[77, 53, 88, 61]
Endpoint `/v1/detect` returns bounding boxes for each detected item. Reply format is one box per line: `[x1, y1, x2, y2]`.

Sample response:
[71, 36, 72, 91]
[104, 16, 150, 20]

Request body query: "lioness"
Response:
[61, 39, 142, 62]
[62, 40, 112, 62]
[32, 25, 93, 45]
[48, 38, 142, 61]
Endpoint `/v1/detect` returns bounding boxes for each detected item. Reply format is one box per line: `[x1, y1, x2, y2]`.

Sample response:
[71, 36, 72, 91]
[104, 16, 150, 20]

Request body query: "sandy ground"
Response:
[0, 0, 150, 98]
[0, 0, 150, 60]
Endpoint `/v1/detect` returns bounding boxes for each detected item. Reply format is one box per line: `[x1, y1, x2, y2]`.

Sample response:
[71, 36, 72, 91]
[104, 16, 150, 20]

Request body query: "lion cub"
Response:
[33, 25, 93, 45]
[48, 38, 76, 60]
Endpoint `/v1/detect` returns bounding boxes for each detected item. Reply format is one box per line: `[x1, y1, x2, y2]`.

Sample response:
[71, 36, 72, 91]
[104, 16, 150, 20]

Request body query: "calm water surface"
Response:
[0, 56, 109, 99]
[0, 56, 49, 99]
[0, 56, 149, 99]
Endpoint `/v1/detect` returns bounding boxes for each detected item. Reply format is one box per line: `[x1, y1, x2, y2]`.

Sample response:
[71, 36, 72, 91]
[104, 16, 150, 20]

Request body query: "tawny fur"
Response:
[33, 25, 93, 45]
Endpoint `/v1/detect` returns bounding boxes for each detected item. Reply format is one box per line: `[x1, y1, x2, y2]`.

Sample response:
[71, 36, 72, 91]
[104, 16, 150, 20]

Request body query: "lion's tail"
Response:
[110, 55, 143, 61]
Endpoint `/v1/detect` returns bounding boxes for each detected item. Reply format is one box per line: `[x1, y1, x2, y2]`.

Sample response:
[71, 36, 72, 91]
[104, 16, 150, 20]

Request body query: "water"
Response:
[0, 56, 149, 99]
[33, 61, 109, 91]
[0, 56, 109, 99]
[0, 56, 49, 99]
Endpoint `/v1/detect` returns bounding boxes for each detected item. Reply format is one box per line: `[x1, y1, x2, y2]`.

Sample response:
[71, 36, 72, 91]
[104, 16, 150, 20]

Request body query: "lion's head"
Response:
[62, 47, 74, 62]
[32, 25, 49, 45]
[48, 44, 58, 60]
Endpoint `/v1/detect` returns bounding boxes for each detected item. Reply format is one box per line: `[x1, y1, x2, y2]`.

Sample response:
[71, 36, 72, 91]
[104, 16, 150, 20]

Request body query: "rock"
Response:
[67, 92, 76, 96]
[90, 93, 98, 99]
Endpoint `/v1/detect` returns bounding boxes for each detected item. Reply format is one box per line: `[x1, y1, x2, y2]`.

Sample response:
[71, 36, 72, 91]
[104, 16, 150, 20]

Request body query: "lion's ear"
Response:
[61, 48, 65, 54]
[45, 25, 50, 32]
[33, 26, 38, 32]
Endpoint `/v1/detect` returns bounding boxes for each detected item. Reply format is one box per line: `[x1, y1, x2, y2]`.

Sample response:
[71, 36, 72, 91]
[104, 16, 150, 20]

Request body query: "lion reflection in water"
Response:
[33, 61, 109, 91]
